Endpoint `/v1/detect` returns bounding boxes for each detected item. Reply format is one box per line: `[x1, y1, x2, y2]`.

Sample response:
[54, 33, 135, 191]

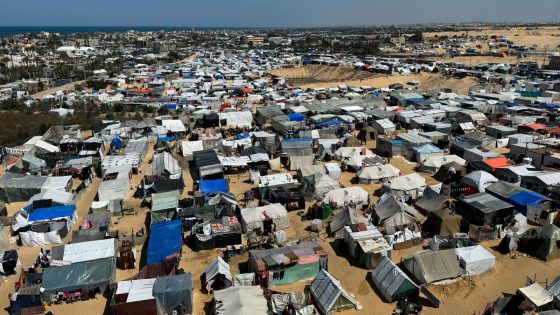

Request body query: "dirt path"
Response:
[31, 80, 85, 100]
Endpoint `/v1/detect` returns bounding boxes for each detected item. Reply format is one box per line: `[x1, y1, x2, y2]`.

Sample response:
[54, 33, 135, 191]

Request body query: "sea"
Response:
[0, 26, 241, 36]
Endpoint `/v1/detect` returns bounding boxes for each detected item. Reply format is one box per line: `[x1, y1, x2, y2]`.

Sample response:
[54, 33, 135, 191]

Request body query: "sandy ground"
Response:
[30, 80, 85, 100]
[1, 137, 559, 315]
[268, 66, 478, 94]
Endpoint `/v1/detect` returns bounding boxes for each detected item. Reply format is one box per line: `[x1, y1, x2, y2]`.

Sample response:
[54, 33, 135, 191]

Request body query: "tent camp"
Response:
[499, 224, 560, 261]
[422, 208, 462, 237]
[374, 193, 419, 234]
[146, 220, 182, 265]
[153, 273, 194, 315]
[455, 245, 495, 275]
[204, 256, 233, 293]
[213, 286, 268, 315]
[240, 203, 289, 233]
[356, 164, 400, 184]
[322, 187, 369, 209]
[402, 249, 463, 284]
[371, 256, 418, 302]
[310, 269, 359, 314]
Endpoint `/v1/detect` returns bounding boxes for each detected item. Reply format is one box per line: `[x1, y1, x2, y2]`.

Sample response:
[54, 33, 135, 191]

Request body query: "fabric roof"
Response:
[147, 220, 182, 265]
[60, 239, 116, 263]
[153, 273, 194, 315]
[371, 256, 417, 302]
[200, 179, 228, 195]
[28, 205, 76, 222]
[42, 257, 115, 294]
[310, 269, 358, 314]
[518, 283, 553, 307]
[404, 249, 463, 284]
[213, 286, 268, 315]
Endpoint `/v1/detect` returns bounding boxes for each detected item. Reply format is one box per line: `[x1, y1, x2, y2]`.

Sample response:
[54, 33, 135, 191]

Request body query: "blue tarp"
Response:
[237, 133, 250, 140]
[287, 113, 305, 122]
[199, 179, 228, 195]
[413, 144, 443, 154]
[28, 205, 76, 222]
[147, 220, 183, 265]
[406, 98, 426, 104]
[316, 120, 344, 128]
[165, 104, 177, 110]
[157, 136, 176, 142]
[508, 191, 550, 215]
[178, 98, 189, 104]
[282, 138, 312, 143]
[111, 137, 123, 149]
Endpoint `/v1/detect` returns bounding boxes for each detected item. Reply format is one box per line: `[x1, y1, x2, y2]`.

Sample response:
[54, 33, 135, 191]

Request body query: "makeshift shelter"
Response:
[414, 187, 449, 213]
[98, 178, 129, 202]
[455, 245, 495, 275]
[282, 138, 313, 156]
[402, 249, 463, 284]
[153, 273, 194, 315]
[322, 187, 369, 209]
[356, 164, 400, 184]
[181, 140, 204, 158]
[199, 179, 228, 196]
[343, 136, 361, 147]
[8, 284, 43, 315]
[355, 237, 392, 269]
[422, 208, 462, 237]
[310, 269, 359, 314]
[240, 203, 289, 233]
[289, 155, 315, 171]
[499, 224, 560, 261]
[151, 152, 181, 180]
[204, 256, 233, 292]
[213, 286, 268, 315]
[413, 144, 444, 164]
[248, 242, 327, 287]
[146, 220, 182, 265]
[324, 163, 342, 180]
[374, 193, 419, 234]
[458, 193, 514, 227]
[371, 256, 418, 302]
[460, 171, 499, 195]
[357, 125, 377, 142]
[150, 190, 179, 224]
[0, 172, 48, 203]
[342, 224, 385, 263]
[371, 119, 396, 135]
[112, 278, 157, 315]
[16, 205, 77, 246]
[271, 291, 316, 315]
[329, 207, 369, 238]
[517, 283, 554, 309]
[432, 161, 467, 183]
[0, 250, 19, 275]
[302, 172, 342, 199]
[383, 173, 427, 200]
[193, 150, 223, 180]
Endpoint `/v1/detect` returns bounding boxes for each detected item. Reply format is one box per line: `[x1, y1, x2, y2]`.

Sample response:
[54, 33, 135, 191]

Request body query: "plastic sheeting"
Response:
[61, 239, 116, 263]
[241, 203, 289, 233]
[403, 249, 463, 284]
[41, 257, 115, 294]
[153, 273, 194, 315]
[310, 269, 358, 315]
[199, 179, 228, 195]
[371, 257, 417, 302]
[20, 230, 63, 247]
[322, 187, 369, 207]
[455, 245, 495, 276]
[213, 286, 267, 315]
[28, 205, 76, 222]
[147, 220, 182, 265]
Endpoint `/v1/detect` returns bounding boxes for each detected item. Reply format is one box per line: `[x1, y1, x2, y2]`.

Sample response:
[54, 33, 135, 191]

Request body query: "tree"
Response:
[167, 51, 180, 62]
[409, 31, 423, 43]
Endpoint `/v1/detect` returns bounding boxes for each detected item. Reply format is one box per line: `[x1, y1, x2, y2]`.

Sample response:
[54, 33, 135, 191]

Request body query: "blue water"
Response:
[0, 26, 241, 36]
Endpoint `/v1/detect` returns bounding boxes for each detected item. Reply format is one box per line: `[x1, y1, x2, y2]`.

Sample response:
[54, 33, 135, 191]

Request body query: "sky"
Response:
[2, 0, 560, 28]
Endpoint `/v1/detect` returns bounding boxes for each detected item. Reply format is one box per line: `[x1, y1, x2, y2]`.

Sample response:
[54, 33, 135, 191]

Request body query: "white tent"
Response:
[335, 147, 374, 159]
[460, 171, 498, 193]
[217, 111, 253, 128]
[204, 256, 232, 292]
[41, 176, 72, 192]
[384, 173, 427, 199]
[162, 120, 186, 133]
[455, 245, 495, 276]
[213, 286, 268, 315]
[322, 187, 369, 207]
[98, 178, 129, 201]
[303, 172, 342, 199]
[152, 152, 181, 179]
[324, 162, 341, 179]
[517, 283, 554, 308]
[240, 203, 289, 233]
[181, 140, 204, 157]
[357, 164, 400, 184]
[58, 238, 116, 263]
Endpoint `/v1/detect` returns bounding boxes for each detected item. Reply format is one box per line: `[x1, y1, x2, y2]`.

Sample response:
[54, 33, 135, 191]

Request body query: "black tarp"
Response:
[153, 273, 194, 315]
[202, 113, 220, 128]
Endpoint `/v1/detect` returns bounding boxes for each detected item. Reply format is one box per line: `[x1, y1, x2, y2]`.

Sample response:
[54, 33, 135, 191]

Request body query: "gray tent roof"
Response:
[403, 249, 463, 284]
[485, 181, 526, 199]
[310, 269, 358, 314]
[330, 208, 368, 234]
[153, 273, 194, 315]
[41, 257, 115, 294]
[371, 257, 417, 302]
[459, 193, 513, 214]
[414, 187, 448, 213]
[375, 193, 418, 221]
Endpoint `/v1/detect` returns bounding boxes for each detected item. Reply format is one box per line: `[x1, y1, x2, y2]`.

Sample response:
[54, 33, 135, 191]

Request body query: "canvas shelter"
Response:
[383, 173, 427, 200]
[371, 256, 418, 302]
[289, 155, 315, 171]
[112, 278, 158, 315]
[146, 220, 182, 265]
[302, 172, 342, 199]
[0, 250, 19, 275]
[193, 150, 223, 180]
[357, 125, 377, 142]
[421, 208, 462, 236]
[415, 187, 449, 213]
[329, 207, 369, 238]
[152, 152, 181, 179]
[98, 178, 129, 202]
[458, 193, 514, 227]
[374, 193, 419, 234]
[16, 205, 77, 246]
[213, 286, 268, 315]
[153, 273, 194, 315]
[460, 171, 499, 195]
[150, 190, 179, 224]
[356, 164, 400, 184]
[455, 245, 495, 275]
[0, 172, 48, 203]
[282, 138, 313, 156]
[413, 144, 443, 164]
[402, 249, 463, 284]
[181, 140, 204, 158]
[499, 224, 560, 261]
[342, 224, 384, 260]
[204, 256, 233, 292]
[322, 187, 369, 208]
[240, 203, 289, 233]
[310, 269, 359, 314]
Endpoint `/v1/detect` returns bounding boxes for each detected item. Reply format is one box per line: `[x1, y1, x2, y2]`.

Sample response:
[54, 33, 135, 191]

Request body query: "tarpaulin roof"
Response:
[310, 269, 358, 314]
[518, 283, 554, 307]
[509, 191, 551, 208]
[403, 249, 463, 284]
[482, 157, 511, 171]
[147, 220, 182, 265]
[153, 273, 194, 315]
[199, 179, 228, 195]
[42, 257, 115, 294]
[371, 256, 417, 302]
[287, 113, 305, 122]
[213, 286, 268, 315]
[28, 205, 76, 222]
[316, 120, 344, 128]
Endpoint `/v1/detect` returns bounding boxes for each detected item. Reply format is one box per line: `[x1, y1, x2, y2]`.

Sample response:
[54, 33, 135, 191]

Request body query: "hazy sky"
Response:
[2, 0, 560, 27]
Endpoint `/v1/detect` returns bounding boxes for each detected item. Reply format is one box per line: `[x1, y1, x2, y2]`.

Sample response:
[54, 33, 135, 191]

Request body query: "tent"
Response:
[0, 250, 19, 275]
[402, 249, 463, 284]
[199, 179, 228, 195]
[374, 193, 419, 234]
[517, 283, 554, 308]
[213, 286, 268, 315]
[181, 140, 204, 158]
[150, 190, 179, 224]
[499, 224, 560, 261]
[455, 245, 495, 275]
[0, 172, 48, 203]
[371, 256, 418, 302]
[17, 205, 77, 246]
[98, 178, 129, 202]
[240, 203, 289, 233]
[322, 187, 369, 208]
[193, 150, 223, 180]
[204, 256, 233, 292]
[112, 278, 157, 315]
[146, 220, 182, 265]
[460, 171, 498, 195]
[343, 136, 361, 147]
[310, 269, 359, 314]
[342, 224, 384, 260]
[302, 172, 342, 199]
[421, 155, 466, 173]
[153, 273, 194, 315]
[415, 187, 448, 213]
[329, 207, 369, 238]
[422, 208, 462, 236]
[357, 125, 377, 142]
[413, 144, 443, 164]
[289, 155, 315, 171]
[151, 152, 181, 179]
[383, 173, 427, 200]
[432, 161, 467, 183]
[356, 164, 400, 184]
